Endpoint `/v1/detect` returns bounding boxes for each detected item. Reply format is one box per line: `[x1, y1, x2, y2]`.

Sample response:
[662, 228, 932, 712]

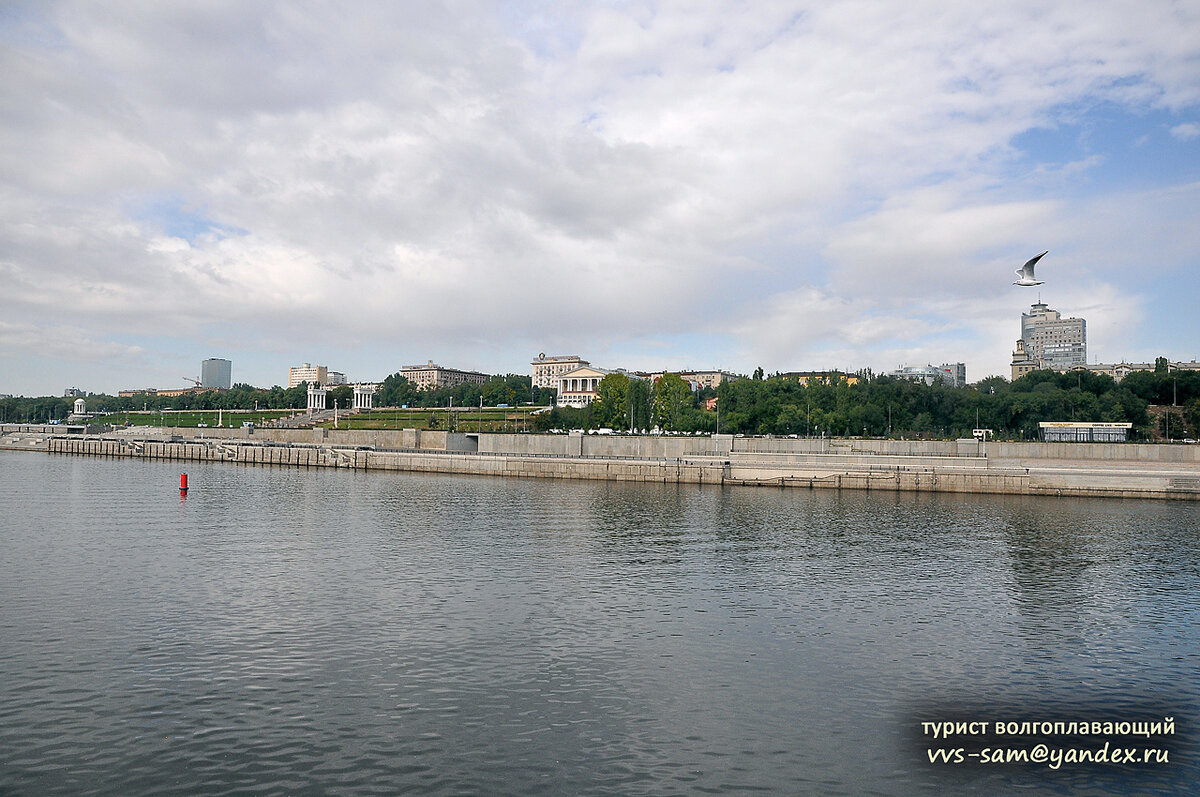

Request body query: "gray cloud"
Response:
[2, 1, 1199, 394]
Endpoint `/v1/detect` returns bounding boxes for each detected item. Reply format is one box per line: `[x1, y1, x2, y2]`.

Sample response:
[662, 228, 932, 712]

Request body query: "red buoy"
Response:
[180, 473, 188, 492]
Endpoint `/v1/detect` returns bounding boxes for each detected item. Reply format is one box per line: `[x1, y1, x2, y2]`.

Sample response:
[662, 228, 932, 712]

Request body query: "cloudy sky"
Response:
[3, 1, 1199, 396]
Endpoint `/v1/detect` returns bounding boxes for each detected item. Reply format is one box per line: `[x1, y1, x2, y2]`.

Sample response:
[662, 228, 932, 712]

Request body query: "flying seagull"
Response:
[1013, 251, 1047, 286]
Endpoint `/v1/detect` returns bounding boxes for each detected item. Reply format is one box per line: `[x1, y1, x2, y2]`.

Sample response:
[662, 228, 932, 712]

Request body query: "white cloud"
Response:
[0, 321, 146, 363]
[1170, 122, 1200, 140]
[823, 189, 1062, 300]
[2, 1, 1199, 393]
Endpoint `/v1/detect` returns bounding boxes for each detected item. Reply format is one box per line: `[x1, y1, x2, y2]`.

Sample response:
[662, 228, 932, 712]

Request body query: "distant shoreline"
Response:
[3, 425, 1199, 501]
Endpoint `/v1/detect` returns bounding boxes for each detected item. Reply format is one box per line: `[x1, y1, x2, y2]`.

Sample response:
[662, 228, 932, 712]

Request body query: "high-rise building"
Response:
[201, 358, 232, 389]
[1020, 302, 1086, 370]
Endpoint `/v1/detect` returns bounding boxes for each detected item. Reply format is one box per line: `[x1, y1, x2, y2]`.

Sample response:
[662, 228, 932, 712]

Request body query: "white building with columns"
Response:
[307, 386, 326, 412]
[556, 366, 647, 408]
[556, 366, 609, 408]
[532, 353, 590, 390]
[353, 385, 375, 410]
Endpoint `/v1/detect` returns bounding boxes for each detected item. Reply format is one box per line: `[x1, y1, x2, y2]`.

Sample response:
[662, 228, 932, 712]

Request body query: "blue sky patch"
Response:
[1013, 105, 1200, 193]
[128, 194, 246, 244]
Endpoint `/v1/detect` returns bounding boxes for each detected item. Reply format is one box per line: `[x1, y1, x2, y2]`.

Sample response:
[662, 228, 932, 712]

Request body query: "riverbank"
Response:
[3, 424, 1198, 500]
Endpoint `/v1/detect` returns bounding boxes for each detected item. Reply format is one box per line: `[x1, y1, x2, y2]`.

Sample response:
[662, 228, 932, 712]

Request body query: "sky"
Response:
[3, 0, 1199, 397]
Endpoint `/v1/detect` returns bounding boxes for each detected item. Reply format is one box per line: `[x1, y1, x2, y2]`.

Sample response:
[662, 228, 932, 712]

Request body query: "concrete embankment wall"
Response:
[730, 435, 1200, 464]
[987, 440, 1200, 464]
[0, 423, 102, 435]
[46, 436, 368, 468]
[32, 434, 1200, 500]
[477, 432, 730, 458]
[480, 432, 1200, 465]
[41, 437, 729, 486]
[181, 427, 477, 451]
[20, 423, 1200, 465]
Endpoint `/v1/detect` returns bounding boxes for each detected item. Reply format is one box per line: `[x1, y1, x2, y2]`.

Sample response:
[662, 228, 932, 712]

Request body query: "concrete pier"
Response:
[3, 425, 1198, 500]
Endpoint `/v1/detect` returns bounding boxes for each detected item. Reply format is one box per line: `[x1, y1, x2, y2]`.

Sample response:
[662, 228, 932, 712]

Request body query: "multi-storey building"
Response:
[1021, 302, 1086, 370]
[887, 363, 966, 388]
[117, 386, 205, 398]
[1011, 340, 1038, 381]
[400, 361, 488, 391]
[556, 366, 641, 408]
[532, 354, 590, 390]
[201, 358, 232, 390]
[636, 370, 739, 390]
[288, 363, 329, 388]
[1077, 359, 1200, 382]
[779, 371, 860, 386]
[941, 362, 967, 388]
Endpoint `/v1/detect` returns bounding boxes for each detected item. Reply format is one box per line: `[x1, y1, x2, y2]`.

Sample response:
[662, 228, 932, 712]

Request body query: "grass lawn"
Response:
[93, 409, 299, 428]
[322, 406, 544, 432]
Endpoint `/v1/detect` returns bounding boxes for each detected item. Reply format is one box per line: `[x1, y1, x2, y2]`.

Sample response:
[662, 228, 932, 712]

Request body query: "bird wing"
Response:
[1021, 251, 1048, 277]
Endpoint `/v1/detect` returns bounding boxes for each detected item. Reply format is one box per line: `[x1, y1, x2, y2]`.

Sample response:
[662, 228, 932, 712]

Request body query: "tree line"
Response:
[0, 374, 554, 423]
[530, 363, 1199, 440]
[373, 373, 556, 409]
[4, 361, 1197, 440]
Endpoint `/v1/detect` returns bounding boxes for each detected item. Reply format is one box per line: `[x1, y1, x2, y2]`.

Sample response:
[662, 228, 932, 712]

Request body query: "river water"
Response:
[1, 450, 1197, 795]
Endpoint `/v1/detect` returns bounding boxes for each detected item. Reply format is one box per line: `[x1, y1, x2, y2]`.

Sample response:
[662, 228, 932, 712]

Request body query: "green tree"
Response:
[280, 383, 309, 409]
[328, 385, 353, 410]
[482, 378, 517, 406]
[652, 373, 694, 431]
[377, 374, 417, 408]
[1185, 398, 1200, 438]
[593, 373, 631, 429]
[499, 374, 533, 404]
[628, 378, 652, 431]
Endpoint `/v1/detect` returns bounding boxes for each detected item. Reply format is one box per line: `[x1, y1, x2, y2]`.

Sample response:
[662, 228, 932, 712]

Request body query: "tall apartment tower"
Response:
[201, 358, 232, 389]
[1020, 302, 1086, 370]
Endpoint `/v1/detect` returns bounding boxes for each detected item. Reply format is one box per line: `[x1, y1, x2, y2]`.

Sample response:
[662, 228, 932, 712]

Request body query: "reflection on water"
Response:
[1, 452, 1197, 795]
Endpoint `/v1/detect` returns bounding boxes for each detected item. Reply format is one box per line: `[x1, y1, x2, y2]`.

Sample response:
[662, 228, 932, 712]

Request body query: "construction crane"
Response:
[183, 376, 202, 387]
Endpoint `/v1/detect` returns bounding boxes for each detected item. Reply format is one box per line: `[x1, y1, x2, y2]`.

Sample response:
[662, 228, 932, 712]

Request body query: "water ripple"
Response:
[1, 452, 1197, 795]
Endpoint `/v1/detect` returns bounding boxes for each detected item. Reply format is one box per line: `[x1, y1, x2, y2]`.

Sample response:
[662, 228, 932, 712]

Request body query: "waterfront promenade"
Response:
[4, 423, 1199, 500]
